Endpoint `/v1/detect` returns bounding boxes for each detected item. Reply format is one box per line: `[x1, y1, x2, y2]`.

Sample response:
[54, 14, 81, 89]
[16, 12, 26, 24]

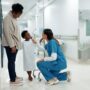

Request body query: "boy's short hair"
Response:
[12, 3, 24, 13]
[21, 30, 28, 38]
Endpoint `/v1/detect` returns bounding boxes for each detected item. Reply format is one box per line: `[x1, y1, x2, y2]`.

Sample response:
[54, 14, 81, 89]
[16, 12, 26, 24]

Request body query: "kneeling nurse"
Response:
[37, 29, 71, 85]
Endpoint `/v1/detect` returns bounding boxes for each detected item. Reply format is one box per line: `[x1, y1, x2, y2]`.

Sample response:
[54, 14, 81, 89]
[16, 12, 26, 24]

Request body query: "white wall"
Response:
[79, 0, 90, 47]
[79, 20, 90, 46]
[44, 0, 79, 60]
[79, 0, 90, 10]
[44, 0, 78, 36]
[0, 43, 1, 70]
[27, 19, 36, 34]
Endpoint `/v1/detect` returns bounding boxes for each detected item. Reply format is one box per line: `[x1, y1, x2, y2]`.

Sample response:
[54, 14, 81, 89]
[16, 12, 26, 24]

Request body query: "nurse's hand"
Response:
[40, 38, 43, 43]
[36, 58, 44, 62]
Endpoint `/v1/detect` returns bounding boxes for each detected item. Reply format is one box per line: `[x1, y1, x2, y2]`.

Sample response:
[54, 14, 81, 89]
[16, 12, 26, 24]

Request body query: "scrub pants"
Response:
[37, 61, 67, 81]
[5, 46, 18, 82]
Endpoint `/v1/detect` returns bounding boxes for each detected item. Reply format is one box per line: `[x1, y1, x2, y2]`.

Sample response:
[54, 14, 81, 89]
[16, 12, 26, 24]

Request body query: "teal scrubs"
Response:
[37, 39, 67, 81]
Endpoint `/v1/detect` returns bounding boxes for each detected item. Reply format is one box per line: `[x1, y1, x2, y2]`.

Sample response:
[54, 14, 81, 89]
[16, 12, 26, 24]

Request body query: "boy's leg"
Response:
[27, 71, 33, 81]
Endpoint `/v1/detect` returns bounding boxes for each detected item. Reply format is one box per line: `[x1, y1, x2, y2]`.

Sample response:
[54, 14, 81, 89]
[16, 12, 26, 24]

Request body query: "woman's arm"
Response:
[3, 18, 15, 48]
[44, 53, 57, 61]
[36, 52, 57, 62]
[43, 40, 58, 61]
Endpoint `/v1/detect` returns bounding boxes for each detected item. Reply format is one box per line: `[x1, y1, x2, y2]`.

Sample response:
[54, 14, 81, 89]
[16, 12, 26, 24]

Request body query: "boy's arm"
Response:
[31, 38, 37, 44]
[31, 38, 45, 51]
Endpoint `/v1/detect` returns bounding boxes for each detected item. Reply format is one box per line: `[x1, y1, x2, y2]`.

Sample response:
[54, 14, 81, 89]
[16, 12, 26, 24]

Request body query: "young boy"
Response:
[21, 30, 36, 81]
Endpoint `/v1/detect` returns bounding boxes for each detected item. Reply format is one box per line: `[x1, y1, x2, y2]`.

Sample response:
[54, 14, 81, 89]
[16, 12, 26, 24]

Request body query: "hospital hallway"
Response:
[0, 0, 90, 90]
[0, 50, 90, 90]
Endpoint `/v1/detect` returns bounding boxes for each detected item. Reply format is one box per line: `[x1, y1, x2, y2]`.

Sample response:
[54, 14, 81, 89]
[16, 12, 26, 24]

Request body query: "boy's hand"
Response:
[32, 39, 37, 44]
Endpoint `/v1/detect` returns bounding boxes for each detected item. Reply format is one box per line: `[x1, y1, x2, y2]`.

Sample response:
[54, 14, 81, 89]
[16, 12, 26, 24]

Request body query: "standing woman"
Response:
[2, 3, 24, 85]
[37, 29, 71, 85]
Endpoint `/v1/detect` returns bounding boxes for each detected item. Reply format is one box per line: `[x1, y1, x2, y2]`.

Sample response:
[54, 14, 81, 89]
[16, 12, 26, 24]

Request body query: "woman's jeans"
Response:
[37, 61, 67, 81]
[5, 46, 18, 82]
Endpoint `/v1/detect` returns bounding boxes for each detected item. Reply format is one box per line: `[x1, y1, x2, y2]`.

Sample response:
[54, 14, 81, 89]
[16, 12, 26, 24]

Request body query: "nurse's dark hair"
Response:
[21, 30, 28, 38]
[12, 3, 24, 13]
[43, 29, 60, 45]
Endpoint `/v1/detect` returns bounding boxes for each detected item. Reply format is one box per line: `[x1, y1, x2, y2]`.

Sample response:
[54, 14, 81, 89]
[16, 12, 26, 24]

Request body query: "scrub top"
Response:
[45, 39, 67, 70]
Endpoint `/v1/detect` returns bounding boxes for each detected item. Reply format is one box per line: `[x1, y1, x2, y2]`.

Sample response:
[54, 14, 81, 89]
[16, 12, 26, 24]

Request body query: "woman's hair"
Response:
[21, 30, 28, 38]
[12, 3, 24, 13]
[43, 29, 60, 45]
[43, 29, 53, 40]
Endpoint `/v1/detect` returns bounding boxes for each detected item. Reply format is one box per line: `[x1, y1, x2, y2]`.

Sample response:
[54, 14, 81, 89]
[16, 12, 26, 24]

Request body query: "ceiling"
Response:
[1, 0, 57, 20]
[1, 0, 36, 18]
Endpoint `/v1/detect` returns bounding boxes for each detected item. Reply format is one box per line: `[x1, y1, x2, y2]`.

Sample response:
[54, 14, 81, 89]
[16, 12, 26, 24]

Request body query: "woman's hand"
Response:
[11, 46, 16, 53]
[39, 38, 43, 43]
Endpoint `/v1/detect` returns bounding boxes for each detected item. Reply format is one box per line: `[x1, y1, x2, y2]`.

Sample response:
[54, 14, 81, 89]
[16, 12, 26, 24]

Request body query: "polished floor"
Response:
[0, 50, 90, 90]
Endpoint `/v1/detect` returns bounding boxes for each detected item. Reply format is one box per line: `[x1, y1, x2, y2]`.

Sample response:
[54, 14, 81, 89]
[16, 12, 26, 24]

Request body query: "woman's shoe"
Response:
[10, 79, 23, 86]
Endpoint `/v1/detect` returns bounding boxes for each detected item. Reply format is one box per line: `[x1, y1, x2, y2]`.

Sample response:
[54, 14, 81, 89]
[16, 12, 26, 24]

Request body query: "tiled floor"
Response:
[0, 50, 90, 90]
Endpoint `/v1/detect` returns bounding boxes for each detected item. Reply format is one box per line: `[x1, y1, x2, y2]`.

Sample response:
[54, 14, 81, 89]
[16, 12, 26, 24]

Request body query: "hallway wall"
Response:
[44, 0, 79, 60]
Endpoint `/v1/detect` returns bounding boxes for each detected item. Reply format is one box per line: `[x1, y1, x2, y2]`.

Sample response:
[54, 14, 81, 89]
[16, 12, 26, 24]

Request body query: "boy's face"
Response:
[24, 32, 32, 40]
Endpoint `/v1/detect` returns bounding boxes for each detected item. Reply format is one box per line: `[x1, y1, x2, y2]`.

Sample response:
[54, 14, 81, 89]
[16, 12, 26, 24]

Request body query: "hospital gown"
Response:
[22, 40, 36, 71]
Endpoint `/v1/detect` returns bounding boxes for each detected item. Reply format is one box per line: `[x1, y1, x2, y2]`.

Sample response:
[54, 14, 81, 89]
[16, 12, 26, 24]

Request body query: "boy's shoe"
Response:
[67, 71, 71, 82]
[47, 78, 59, 85]
[28, 76, 33, 81]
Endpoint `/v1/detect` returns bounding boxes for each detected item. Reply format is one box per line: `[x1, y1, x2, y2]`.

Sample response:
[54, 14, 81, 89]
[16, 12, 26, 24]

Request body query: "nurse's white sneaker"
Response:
[47, 78, 59, 85]
[67, 71, 71, 82]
